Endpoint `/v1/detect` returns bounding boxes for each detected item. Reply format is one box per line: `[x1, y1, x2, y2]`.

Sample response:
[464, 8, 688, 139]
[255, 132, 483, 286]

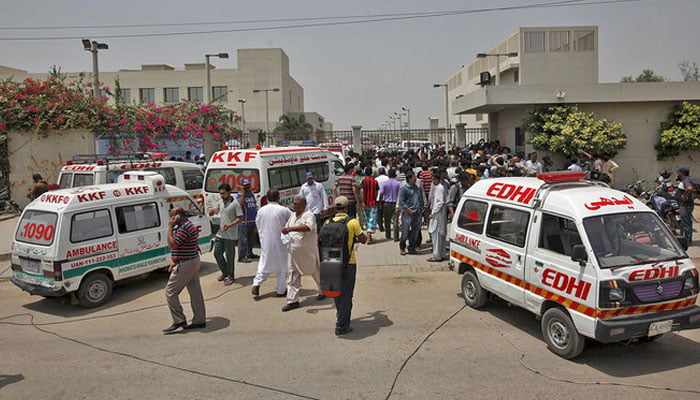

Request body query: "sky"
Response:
[1, 0, 699, 130]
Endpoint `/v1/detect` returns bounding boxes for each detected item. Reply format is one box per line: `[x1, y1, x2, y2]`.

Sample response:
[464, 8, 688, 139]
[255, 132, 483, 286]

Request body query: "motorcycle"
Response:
[648, 179, 682, 235]
[0, 187, 22, 217]
[624, 179, 646, 199]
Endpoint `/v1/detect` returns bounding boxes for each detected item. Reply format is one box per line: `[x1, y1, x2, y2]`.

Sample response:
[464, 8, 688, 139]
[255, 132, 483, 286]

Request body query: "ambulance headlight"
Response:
[684, 277, 696, 290]
[609, 288, 625, 301]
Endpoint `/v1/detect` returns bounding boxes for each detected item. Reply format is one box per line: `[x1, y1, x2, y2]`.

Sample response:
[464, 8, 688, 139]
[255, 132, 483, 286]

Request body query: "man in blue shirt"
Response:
[397, 171, 424, 255]
[379, 168, 401, 241]
[237, 179, 258, 263]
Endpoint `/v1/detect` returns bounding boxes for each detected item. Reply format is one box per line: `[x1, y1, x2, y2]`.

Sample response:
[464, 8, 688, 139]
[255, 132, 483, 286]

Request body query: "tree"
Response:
[679, 59, 700, 81]
[655, 101, 700, 159]
[522, 105, 626, 157]
[274, 114, 313, 141]
[620, 69, 665, 83]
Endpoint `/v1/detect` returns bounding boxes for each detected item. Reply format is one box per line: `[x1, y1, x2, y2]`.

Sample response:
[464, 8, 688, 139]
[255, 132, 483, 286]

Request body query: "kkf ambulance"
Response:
[10, 172, 212, 308]
[203, 146, 343, 223]
[449, 171, 700, 358]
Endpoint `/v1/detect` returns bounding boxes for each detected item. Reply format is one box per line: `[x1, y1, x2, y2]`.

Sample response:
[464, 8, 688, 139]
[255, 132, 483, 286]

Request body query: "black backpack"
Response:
[319, 216, 353, 265]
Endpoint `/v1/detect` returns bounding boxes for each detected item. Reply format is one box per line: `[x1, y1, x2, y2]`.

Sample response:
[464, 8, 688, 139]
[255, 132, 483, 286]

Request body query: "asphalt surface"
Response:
[1, 221, 700, 399]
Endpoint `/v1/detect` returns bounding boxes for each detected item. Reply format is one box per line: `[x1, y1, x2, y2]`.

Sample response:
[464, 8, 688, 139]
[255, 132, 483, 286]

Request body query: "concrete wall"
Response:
[8, 130, 95, 207]
[489, 102, 700, 189]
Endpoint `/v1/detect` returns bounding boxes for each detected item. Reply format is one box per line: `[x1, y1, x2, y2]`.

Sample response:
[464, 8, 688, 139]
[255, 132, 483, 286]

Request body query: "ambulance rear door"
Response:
[113, 200, 168, 279]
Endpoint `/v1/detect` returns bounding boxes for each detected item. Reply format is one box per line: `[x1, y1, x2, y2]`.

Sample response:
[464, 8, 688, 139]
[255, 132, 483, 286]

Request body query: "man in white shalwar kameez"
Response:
[252, 189, 293, 297]
[427, 172, 448, 262]
[280, 195, 324, 312]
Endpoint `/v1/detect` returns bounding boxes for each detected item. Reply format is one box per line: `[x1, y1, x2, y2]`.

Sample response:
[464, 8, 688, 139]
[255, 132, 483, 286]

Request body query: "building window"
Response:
[118, 88, 131, 104]
[573, 30, 595, 51]
[475, 113, 483, 121]
[212, 86, 228, 102]
[549, 31, 570, 52]
[523, 31, 545, 53]
[188, 87, 203, 102]
[139, 88, 155, 104]
[514, 69, 519, 83]
[164, 87, 179, 103]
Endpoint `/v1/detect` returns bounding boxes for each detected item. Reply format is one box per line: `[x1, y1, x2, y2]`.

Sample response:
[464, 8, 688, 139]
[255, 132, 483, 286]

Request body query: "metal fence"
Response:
[322, 128, 489, 148]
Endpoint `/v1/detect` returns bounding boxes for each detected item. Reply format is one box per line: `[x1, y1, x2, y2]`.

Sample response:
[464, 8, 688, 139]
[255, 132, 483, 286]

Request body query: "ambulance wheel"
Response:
[541, 308, 585, 359]
[77, 273, 113, 308]
[461, 271, 487, 309]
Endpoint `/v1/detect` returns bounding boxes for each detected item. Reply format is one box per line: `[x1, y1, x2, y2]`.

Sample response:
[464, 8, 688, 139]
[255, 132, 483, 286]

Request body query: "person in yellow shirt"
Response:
[328, 196, 367, 335]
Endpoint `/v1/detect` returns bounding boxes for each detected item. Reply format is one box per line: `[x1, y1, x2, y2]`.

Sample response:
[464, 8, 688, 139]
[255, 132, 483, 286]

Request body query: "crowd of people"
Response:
[158, 139, 694, 335]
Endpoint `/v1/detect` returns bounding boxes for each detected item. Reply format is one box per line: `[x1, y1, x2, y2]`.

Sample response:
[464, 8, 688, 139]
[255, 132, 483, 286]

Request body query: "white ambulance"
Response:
[203, 146, 344, 224]
[57, 153, 204, 205]
[10, 172, 212, 308]
[449, 171, 700, 358]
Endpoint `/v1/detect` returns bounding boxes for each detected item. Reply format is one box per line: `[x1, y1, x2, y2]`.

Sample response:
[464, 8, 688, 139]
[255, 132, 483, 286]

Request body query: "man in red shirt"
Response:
[360, 166, 379, 244]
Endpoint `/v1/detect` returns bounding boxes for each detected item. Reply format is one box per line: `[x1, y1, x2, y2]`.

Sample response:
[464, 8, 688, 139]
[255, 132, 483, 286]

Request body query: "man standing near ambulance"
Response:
[252, 189, 292, 297]
[299, 171, 328, 233]
[163, 207, 206, 333]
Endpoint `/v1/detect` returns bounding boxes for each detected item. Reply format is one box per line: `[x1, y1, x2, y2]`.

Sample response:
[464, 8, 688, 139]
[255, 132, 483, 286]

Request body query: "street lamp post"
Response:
[394, 111, 403, 134]
[402, 107, 410, 131]
[237, 98, 246, 133]
[476, 51, 518, 86]
[204, 52, 229, 103]
[82, 39, 108, 99]
[433, 83, 449, 145]
[253, 88, 280, 142]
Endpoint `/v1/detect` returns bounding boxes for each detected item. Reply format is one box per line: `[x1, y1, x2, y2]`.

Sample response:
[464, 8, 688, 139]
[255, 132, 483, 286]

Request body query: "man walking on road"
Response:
[252, 189, 292, 297]
[208, 184, 242, 286]
[360, 166, 379, 244]
[280, 195, 324, 312]
[163, 207, 206, 333]
[327, 196, 367, 335]
[334, 164, 360, 219]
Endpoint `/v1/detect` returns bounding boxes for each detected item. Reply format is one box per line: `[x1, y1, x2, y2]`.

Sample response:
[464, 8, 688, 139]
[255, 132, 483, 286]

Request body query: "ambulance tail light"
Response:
[537, 171, 587, 183]
[97, 160, 104, 166]
[124, 174, 130, 180]
[46, 262, 63, 281]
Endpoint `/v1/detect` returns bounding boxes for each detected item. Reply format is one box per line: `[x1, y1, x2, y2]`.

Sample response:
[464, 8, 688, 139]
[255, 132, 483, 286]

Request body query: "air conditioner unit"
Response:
[479, 72, 492, 86]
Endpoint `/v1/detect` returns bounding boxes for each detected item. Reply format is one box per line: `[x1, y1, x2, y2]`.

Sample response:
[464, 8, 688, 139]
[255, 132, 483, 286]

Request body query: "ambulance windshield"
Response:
[583, 212, 685, 269]
[204, 168, 260, 193]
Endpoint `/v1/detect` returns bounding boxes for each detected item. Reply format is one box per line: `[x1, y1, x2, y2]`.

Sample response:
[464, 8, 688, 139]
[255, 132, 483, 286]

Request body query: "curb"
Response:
[0, 252, 10, 262]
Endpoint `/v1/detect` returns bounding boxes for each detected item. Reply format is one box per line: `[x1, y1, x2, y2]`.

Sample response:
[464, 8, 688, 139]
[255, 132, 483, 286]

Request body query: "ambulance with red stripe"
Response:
[57, 154, 205, 206]
[203, 146, 344, 225]
[449, 171, 700, 358]
[10, 172, 211, 308]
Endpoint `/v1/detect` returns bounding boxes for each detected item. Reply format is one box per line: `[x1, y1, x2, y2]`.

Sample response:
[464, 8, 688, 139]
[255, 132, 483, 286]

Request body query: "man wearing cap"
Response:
[299, 171, 328, 233]
[675, 167, 695, 245]
[326, 195, 367, 335]
[252, 189, 292, 297]
[237, 178, 258, 263]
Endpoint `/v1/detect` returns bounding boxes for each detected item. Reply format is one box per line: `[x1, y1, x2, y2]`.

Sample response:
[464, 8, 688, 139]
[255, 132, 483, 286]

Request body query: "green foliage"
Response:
[655, 101, 700, 159]
[274, 114, 313, 141]
[620, 69, 665, 83]
[522, 105, 626, 157]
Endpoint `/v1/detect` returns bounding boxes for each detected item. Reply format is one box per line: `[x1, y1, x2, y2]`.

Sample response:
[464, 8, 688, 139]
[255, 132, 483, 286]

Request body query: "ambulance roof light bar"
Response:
[537, 171, 587, 183]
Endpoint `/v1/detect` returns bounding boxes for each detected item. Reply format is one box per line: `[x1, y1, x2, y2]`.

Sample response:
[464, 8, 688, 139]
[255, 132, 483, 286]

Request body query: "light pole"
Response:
[204, 52, 229, 103]
[433, 83, 449, 145]
[82, 39, 108, 99]
[402, 107, 410, 131]
[237, 98, 246, 133]
[476, 52, 518, 86]
[253, 87, 280, 141]
[394, 111, 403, 133]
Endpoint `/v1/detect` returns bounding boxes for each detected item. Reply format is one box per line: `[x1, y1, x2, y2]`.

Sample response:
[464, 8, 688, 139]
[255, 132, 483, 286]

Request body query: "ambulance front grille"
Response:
[632, 280, 683, 303]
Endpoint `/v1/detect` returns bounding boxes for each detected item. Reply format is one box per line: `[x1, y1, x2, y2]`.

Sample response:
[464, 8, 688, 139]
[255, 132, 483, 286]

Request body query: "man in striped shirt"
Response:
[163, 207, 206, 333]
[333, 163, 359, 219]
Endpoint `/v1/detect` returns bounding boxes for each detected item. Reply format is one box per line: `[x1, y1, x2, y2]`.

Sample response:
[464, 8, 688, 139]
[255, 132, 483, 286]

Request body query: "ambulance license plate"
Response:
[648, 320, 673, 336]
[22, 258, 41, 275]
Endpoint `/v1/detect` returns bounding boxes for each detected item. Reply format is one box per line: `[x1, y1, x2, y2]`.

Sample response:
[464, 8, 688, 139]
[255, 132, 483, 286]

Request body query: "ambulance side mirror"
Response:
[571, 244, 588, 267]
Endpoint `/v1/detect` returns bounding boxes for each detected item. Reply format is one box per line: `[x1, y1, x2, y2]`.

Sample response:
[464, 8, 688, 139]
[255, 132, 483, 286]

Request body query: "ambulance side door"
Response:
[524, 211, 597, 331]
[479, 203, 531, 306]
[114, 201, 168, 278]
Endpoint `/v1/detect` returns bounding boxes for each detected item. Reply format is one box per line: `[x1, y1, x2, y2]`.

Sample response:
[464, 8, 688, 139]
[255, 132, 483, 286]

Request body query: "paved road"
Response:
[1, 231, 699, 399]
